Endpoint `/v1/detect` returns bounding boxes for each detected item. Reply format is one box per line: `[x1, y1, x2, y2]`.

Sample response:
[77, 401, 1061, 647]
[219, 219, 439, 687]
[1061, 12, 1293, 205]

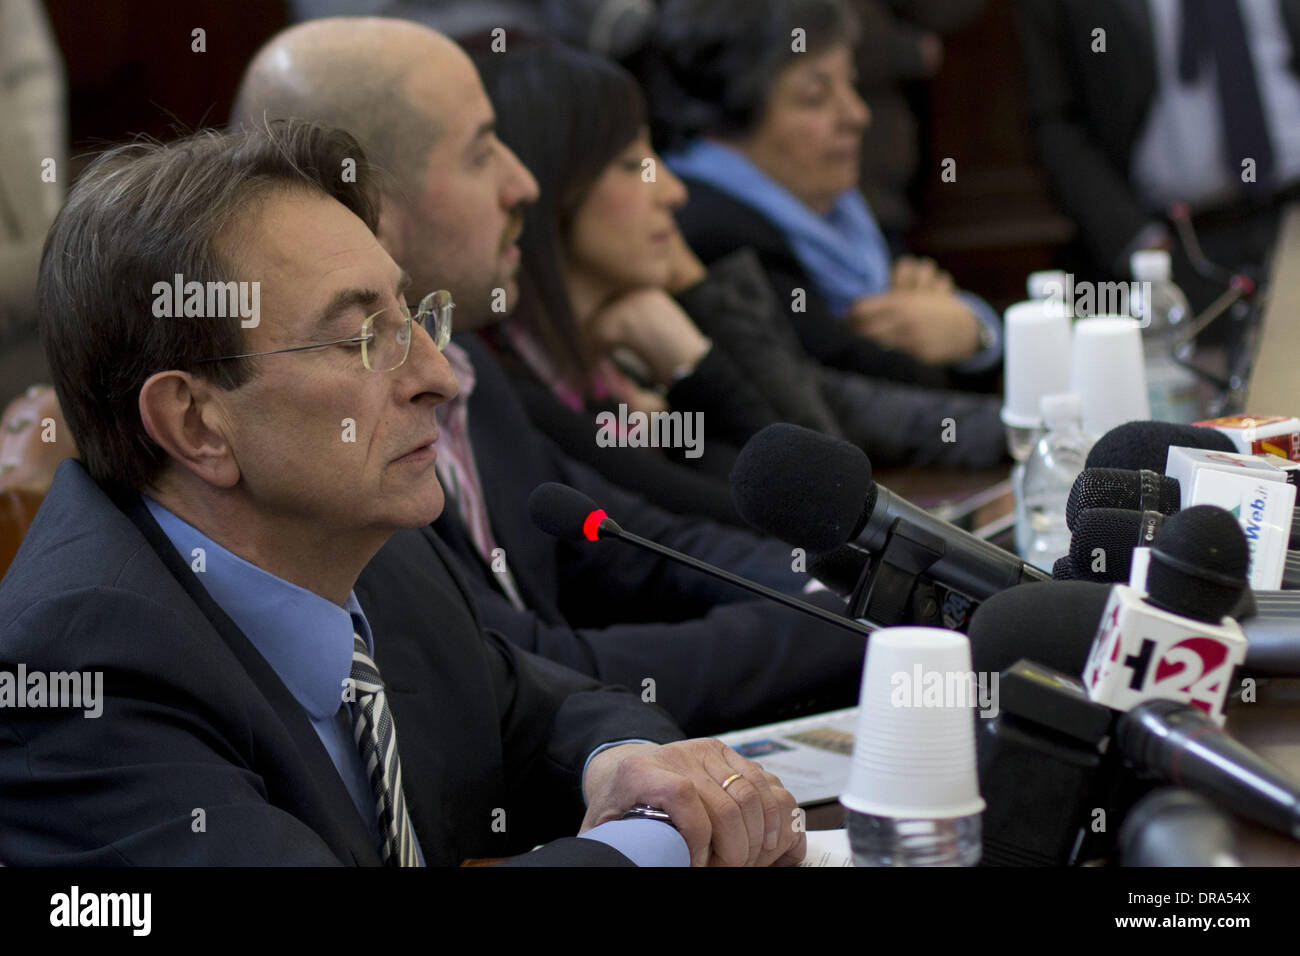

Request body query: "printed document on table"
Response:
[719, 707, 858, 806]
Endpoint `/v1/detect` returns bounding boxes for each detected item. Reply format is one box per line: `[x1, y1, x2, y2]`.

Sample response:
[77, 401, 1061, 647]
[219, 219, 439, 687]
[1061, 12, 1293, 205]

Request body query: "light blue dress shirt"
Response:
[143, 496, 688, 867]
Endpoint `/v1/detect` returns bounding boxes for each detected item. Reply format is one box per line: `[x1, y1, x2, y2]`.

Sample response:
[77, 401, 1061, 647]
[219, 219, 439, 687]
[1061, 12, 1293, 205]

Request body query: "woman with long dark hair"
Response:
[471, 38, 1005, 514]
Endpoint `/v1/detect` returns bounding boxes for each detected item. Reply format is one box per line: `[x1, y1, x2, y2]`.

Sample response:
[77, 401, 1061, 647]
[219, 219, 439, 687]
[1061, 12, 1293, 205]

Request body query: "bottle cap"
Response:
[1131, 249, 1171, 282]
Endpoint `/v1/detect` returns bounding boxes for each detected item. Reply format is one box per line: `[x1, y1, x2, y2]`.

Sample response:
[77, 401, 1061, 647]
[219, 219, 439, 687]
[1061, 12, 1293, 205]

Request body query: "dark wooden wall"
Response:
[908, 0, 1075, 310]
[44, 0, 288, 177]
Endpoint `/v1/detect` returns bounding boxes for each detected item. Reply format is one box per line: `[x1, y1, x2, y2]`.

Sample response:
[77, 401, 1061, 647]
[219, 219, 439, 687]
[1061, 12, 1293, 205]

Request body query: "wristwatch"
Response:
[620, 804, 676, 828]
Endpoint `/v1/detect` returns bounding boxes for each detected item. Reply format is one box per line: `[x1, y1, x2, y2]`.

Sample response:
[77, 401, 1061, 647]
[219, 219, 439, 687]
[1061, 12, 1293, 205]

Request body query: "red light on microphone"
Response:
[583, 509, 608, 541]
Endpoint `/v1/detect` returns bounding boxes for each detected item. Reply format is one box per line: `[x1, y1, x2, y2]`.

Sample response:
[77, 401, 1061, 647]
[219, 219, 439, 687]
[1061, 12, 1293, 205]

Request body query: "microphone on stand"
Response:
[730, 425, 1047, 627]
[527, 482, 875, 638]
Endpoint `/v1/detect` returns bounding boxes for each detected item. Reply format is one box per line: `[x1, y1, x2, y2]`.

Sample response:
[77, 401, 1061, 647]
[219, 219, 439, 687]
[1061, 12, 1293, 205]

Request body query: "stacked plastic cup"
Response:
[1070, 316, 1150, 438]
[1003, 299, 1072, 558]
[1002, 299, 1071, 459]
[841, 627, 986, 866]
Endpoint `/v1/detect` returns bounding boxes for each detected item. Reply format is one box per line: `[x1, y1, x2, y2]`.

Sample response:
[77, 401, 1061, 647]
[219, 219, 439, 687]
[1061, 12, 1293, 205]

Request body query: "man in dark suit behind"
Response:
[0, 121, 804, 866]
[1017, 0, 1300, 320]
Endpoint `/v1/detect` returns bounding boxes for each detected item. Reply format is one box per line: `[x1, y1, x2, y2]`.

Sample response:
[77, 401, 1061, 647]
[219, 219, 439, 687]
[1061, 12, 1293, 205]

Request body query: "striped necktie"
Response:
[348, 633, 420, 866]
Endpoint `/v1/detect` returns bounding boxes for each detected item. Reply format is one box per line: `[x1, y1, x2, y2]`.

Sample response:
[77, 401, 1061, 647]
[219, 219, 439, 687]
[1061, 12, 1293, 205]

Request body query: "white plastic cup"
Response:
[1002, 299, 1072, 432]
[1026, 269, 1069, 301]
[840, 627, 986, 819]
[1070, 316, 1150, 438]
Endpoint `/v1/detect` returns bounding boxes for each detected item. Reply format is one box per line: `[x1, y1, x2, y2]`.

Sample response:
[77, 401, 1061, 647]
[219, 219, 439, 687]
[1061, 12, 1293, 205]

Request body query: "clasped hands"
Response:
[582, 738, 806, 867]
[846, 255, 983, 366]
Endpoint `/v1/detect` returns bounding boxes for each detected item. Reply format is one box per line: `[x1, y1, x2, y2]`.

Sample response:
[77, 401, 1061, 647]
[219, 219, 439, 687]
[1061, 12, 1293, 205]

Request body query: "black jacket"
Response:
[433, 334, 867, 736]
[678, 249, 1008, 469]
[1015, 0, 1300, 273]
[0, 461, 682, 866]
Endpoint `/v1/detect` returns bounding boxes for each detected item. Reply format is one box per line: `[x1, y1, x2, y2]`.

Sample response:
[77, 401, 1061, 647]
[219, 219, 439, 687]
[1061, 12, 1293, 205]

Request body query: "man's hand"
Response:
[846, 289, 981, 365]
[581, 739, 806, 867]
[587, 289, 711, 386]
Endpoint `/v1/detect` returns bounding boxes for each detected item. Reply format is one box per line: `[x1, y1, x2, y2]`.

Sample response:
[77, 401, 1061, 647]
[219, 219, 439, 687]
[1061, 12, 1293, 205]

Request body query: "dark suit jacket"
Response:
[434, 334, 866, 736]
[1016, 0, 1300, 273]
[0, 460, 682, 866]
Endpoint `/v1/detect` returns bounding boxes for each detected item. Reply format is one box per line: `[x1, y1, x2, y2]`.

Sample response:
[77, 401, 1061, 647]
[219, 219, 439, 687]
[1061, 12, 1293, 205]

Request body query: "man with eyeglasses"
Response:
[0, 121, 806, 867]
[229, 16, 867, 740]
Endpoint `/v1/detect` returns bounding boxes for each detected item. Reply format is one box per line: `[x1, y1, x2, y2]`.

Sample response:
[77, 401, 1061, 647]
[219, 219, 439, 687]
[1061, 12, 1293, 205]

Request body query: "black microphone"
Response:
[969, 579, 1300, 680]
[526, 482, 874, 638]
[730, 424, 1048, 603]
[1117, 698, 1300, 841]
[1067, 505, 1300, 588]
[1066, 468, 1181, 531]
[1068, 465, 1300, 549]
[1067, 508, 1168, 583]
[806, 544, 871, 597]
[1119, 788, 1242, 866]
[1085, 420, 1236, 472]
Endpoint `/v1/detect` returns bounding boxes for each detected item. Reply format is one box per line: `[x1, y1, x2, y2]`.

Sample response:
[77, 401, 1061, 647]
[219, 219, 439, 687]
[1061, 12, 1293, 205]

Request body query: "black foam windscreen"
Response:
[1085, 421, 1236, 472]
[527, 482, 603, 542]
[966, 580, 1113, 677]
[1066, 468, 1181, 531]
[1146, 505, 1249, 622]
[1068, 508, 1165, 583]
[1052, 555, 1074, 580]
[730, 423, 875, 552]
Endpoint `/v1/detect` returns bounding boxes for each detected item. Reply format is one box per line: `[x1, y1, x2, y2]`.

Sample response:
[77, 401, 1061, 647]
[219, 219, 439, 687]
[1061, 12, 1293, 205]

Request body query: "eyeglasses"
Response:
[198, 290, 454, 372]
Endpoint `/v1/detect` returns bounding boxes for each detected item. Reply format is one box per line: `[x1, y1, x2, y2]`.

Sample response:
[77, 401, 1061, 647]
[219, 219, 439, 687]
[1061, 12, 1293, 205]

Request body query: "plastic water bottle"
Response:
[848, 813, 982, 866]
[1131, 250, 1200, 423]
[1021, 393, 1092, 571]
[1010, 276, 1064, 559]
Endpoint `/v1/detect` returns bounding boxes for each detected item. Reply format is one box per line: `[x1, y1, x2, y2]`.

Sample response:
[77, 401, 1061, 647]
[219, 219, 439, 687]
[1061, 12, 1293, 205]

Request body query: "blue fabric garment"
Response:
[143, 496, 687, 866]
[666, 138, 891, 319]
[666, 138, 1002, 372]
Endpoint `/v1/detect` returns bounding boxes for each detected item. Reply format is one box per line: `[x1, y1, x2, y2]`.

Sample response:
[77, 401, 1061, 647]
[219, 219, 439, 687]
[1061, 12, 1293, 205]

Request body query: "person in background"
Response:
[0, 0, 65, 404]
[1016, 0, 1300, 336]
[231, 17, 869, 737]
[641, 0, 1003, 388]
[474, 38, 1006, 471]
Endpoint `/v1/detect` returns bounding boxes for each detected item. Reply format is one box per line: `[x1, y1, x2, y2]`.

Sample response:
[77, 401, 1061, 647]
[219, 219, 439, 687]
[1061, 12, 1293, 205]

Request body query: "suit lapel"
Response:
[122, 495, 381, 866]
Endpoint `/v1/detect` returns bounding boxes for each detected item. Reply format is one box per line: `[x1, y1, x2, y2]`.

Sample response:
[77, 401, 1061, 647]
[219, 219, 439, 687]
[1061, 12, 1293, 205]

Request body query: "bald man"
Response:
[229, 17, 866, 738]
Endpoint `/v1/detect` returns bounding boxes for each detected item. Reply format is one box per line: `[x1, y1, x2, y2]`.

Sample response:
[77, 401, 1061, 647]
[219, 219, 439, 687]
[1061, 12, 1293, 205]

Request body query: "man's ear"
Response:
[138, 370, 241, 489]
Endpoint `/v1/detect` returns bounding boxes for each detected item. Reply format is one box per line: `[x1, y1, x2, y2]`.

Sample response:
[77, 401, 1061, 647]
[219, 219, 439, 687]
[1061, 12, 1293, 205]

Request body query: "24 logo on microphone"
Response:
[1082, 586, 1247, 723]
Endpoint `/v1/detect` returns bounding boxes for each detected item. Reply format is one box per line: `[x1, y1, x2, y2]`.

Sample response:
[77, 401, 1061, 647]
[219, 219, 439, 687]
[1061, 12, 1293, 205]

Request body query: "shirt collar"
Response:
[142, 495, 365, 721]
